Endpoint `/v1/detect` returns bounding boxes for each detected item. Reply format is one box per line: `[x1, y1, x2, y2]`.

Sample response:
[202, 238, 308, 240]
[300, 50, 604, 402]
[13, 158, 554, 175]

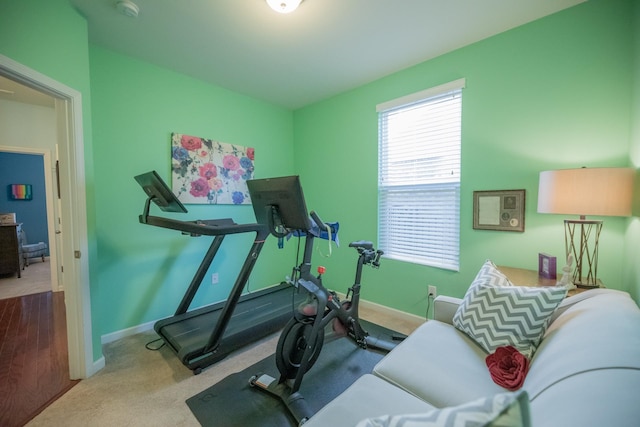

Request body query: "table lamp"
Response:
[537, 167, 634, 288]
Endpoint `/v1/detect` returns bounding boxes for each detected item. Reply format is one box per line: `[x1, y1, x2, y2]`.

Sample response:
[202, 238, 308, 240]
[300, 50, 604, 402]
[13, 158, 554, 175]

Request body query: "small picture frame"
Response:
[538, 253, 557, 280]
[8, 184, 32, 200]
[473, 189, 525, 232]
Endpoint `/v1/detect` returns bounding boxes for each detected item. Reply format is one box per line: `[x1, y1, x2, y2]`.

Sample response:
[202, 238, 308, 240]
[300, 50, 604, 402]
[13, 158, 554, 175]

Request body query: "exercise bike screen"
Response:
[247, 175, 311, 231]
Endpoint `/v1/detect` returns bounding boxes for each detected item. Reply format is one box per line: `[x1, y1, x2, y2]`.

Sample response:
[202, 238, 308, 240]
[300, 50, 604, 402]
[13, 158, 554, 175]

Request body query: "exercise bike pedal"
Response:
[249, 373, 277, 389]
[249, 373, 312, 425]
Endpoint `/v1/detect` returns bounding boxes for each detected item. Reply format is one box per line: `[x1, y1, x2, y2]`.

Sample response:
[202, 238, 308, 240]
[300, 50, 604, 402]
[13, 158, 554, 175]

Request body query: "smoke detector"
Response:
[115, 0, 139, 18]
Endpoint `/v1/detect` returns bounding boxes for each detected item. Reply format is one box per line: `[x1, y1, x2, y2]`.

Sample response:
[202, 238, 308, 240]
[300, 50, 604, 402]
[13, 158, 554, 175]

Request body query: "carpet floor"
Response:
[28, 304, 422, 426]
[187, 321, 402, 427]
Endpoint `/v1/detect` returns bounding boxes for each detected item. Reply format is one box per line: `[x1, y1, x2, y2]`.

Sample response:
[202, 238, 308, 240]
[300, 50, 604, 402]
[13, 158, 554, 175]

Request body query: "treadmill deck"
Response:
[155, 283, 302, 372]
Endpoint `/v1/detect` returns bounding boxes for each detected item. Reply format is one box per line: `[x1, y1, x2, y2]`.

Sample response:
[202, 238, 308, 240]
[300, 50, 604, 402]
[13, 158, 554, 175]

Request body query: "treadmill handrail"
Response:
[140, 214, 267, 237]
[140, 210, 274, 369]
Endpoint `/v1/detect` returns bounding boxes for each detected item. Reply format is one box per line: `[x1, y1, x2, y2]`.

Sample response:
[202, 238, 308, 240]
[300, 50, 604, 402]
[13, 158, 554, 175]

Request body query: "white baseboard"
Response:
[100, 293, 422, 346]
[359, 297, 425, 323]
[98, 284, 285, 345]
[335, 292, 425, 324]
[101, 319, 157, 345]
[90, 356, 106, 376]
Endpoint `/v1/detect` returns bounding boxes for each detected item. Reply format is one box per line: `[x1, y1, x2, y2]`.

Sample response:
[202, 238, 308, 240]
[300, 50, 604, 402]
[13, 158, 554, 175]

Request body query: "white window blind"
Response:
[377, 79, 464, 271]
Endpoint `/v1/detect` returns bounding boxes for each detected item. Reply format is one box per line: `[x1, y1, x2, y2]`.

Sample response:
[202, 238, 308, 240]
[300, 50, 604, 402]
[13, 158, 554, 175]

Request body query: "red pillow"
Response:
[486, 346, 529, 391]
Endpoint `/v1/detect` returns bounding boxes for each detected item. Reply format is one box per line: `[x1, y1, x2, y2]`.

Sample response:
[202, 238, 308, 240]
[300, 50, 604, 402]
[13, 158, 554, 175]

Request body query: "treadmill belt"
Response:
[155, 283, 301, 372]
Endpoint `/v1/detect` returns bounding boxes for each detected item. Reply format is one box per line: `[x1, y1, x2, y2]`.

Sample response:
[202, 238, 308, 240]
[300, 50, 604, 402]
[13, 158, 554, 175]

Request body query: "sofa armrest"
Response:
[433, 295, 462, 325]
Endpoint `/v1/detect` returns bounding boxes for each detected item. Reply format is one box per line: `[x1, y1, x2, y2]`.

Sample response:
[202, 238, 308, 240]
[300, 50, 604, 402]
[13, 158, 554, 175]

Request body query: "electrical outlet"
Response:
[211, 272, 219, 285]
[428, 285, 437, 298]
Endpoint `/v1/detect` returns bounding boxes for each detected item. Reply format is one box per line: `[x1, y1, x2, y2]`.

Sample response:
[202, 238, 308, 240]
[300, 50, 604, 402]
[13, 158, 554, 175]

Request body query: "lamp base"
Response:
[564, 219, 602, 290]
[574, 278, 603, 289]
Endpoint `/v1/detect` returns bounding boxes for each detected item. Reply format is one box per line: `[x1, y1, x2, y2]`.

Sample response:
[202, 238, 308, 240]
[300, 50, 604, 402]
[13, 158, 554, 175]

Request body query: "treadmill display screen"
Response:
[247, 175, 311, 231]
[135, 170, 188, 213]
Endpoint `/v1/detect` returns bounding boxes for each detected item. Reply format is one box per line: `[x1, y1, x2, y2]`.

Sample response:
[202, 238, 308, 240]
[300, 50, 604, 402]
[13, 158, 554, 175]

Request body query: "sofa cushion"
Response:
[301, 374, 435, 427]
[453, 278, 566, 358]
[373, 320, 505, 408]
[528, 368, 640, 427]
[356, 390, 530, 427]
[523, 290, 640, 399]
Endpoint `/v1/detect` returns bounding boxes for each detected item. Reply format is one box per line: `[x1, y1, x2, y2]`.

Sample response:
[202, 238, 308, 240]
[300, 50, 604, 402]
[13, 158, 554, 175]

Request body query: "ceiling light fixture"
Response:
[266, 0, 303, 14]
[115, 0, 140, 18]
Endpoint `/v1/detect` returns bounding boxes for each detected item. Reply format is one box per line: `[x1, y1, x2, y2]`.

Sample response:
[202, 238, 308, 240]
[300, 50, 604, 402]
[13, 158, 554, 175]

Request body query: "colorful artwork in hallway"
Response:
[9, 184, 32, 200]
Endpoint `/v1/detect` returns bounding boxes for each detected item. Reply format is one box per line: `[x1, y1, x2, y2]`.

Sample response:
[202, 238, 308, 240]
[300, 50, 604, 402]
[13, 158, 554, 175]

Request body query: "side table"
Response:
[0, 223, 22, 278]
[497, 266, 598, 297]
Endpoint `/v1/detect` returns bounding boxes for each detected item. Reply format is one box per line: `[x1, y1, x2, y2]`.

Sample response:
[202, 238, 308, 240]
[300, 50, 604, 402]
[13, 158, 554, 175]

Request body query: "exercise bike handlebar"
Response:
[349, 240, 373, 250]
[309, 212, 383, 267]
[309, 210, 328, 233]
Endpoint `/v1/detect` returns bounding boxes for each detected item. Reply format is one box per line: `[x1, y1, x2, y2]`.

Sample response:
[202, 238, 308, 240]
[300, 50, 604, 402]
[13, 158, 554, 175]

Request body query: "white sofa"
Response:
[304, 288, 640, 426]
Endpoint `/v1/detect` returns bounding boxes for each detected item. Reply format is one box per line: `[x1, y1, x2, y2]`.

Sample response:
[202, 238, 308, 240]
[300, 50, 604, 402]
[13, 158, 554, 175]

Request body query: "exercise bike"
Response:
[249, 209, 398, 424]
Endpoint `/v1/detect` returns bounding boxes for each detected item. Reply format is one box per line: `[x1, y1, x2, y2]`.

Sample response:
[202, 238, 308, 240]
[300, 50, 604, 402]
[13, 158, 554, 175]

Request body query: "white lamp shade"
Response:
[266, 0, 302, 13]
[537, 167, 634, 217]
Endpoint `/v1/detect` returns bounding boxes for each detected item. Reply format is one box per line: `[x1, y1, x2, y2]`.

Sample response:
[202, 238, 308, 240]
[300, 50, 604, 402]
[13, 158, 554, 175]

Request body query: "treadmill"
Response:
[135, 171, 301, 374]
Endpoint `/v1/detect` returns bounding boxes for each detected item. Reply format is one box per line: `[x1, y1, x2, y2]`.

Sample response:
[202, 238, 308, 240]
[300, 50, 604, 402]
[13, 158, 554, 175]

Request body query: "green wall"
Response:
[89, 46, 297, 334]
[627, 0, 640, 302]
[0, 0, 101, 359]
[293, 0, 636, 316]
[0, 0, 298, 358]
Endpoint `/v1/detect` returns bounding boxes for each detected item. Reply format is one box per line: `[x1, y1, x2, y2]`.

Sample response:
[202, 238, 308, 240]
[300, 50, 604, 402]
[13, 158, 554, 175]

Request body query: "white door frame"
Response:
[0, 54, 100, 378]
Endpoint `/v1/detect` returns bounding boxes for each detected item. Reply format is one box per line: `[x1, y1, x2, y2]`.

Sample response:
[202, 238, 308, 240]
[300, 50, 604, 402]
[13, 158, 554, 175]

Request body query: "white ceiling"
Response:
[0, 76, 56, 107]
[3, 0, 585, 109]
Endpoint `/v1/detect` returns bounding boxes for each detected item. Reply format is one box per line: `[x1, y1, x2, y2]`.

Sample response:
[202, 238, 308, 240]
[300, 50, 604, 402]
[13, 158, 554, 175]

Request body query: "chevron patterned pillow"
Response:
[453, 282, 567, 358]
[470, 260, 514, 288]
[449, 259, 514, 345]
[356, 390, 530, 427]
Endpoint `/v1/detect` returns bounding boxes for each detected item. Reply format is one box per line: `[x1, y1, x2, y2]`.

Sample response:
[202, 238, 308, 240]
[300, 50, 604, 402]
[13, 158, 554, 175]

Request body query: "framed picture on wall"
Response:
[8, 184, 32, 200]
[170, 133, 255, 205]
[473, 189, 525, 232]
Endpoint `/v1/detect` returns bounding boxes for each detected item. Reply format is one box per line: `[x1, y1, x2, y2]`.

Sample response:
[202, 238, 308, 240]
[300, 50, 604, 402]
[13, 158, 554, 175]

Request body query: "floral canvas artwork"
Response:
[171, 133, 255, 205]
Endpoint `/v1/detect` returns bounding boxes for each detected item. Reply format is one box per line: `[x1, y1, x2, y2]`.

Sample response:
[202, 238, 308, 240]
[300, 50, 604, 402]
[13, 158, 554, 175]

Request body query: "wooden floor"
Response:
[0, 291, 78, 427]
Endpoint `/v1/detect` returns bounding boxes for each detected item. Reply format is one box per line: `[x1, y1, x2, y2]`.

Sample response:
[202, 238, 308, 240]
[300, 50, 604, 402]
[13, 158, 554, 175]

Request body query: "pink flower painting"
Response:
[171, 133, 255, 205]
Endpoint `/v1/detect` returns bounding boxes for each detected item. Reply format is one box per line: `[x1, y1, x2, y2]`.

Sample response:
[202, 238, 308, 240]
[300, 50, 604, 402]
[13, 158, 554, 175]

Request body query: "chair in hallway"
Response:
[20, 228, 48, 267]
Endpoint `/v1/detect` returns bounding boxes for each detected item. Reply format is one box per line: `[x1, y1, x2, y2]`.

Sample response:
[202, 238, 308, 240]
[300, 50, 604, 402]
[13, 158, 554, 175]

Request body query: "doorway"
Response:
[0, 93, 77, 427]
[0, 53, 97, 379]
[0, 150, 59, 299]
[0, 150, 57, 299]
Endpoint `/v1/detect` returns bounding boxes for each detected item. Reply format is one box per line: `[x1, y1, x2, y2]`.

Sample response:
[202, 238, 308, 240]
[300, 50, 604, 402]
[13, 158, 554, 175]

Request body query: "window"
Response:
[377, 79, 464, 271]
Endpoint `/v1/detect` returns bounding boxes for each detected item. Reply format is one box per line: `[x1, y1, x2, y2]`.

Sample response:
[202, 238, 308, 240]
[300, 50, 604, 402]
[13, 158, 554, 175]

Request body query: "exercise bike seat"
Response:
[349, 240, 373, 250]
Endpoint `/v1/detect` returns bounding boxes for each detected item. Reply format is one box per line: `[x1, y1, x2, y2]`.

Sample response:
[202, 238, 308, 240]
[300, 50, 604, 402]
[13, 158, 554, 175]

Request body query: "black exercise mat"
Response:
[187, 320, 403, 427]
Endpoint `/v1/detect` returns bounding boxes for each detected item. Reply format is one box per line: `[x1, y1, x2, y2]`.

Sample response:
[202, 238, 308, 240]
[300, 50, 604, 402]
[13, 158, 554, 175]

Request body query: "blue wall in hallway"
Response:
[0, 152, 50, 251]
